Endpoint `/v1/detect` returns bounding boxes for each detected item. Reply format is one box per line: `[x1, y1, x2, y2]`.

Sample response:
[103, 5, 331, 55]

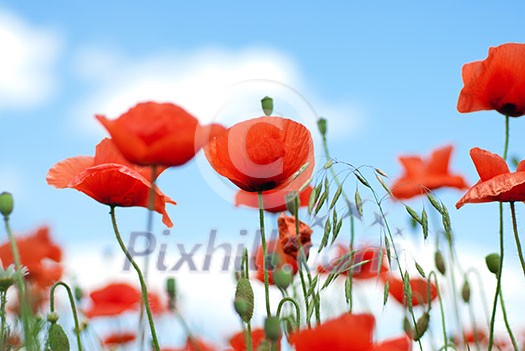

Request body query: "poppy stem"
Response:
[2, 215, 36, 351]
[276, 297, 301, 331]
[428, 272, 448, 350]
[509, 202, 525, 276]
[257, 192, 272, 318]
[0, 290, 6, 349]
[109, 206, 161, 351]
[503, 115, 510, 161]
[246, 322, 253, 351]
[49, 281, 83, 351]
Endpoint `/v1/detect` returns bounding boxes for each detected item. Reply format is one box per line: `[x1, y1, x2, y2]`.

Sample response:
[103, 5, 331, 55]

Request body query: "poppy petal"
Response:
[46, 156, 94, 188]
[470, 147, 509, 181]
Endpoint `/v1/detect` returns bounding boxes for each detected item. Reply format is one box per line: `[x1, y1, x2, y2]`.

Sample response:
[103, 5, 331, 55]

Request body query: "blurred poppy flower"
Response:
[229, 328, 280, 351]
[235, 185, 313, 213]
[382, 275, 437, 307]
[317, 244, 389, 280]
[456, 147, 525, 208]
[47, 138, 176, 227]
[205, 116, 314, 193]
[453, 329, 487, 347]
[165, 337, 216, 351]
[102, 331, 136, 346]
[391, 145, 468, 200]
[96, 101, 226, 167]
[255, 240, 298, 285]
[457, 43, 525, 117]
[290, 312, 411, 351]
[0, 226, 62, 289]
[277, 213, 313, 260]
[85, 282, 164, 318]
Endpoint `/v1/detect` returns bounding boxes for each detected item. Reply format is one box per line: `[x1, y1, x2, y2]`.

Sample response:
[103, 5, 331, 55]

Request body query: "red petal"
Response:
[470, 147, 509, 181]
[46, 156, 94, 188]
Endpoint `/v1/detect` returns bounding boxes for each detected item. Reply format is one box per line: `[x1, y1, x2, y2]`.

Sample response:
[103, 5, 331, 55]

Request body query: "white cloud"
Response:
[0, 9, 61, 110]
[70, 46, 363, 141]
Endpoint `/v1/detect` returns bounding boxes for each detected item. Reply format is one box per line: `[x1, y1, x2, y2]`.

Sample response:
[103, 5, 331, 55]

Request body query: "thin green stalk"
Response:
[276, 297, 301, 330]
[246, 322, 253, 351]
[498, 290, 519, 350]
[465, 268, 491, 327]
[2, 215, 35, 351]
[0, 290, 6, 349]
[429, 272, 448, 350]
[503, 115, 509, 161]
[509, 202, 525, 276]
[446, 238, 465, 345]
[488, 204, 504, 351]
[50, 282, 83, 351]
[257, 192, 272, 317]
[109, 206, 160, 351]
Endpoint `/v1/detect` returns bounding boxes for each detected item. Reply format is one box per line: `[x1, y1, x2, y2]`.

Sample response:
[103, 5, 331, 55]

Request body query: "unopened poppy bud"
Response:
[413, 312, 430, 341]
[166, 277, 177, 299]
[261, 96, 274, 116]
[0, 192, 14, 218]
[47, 312, 59, 324]
[461, 280, 471, 303]
[264, 316, 281, 342]
[285, 191, 299, 215]
[434, 250, 446, 275]
[485, 253, 501, 275]
[317, 118, 327, 137]
[273, 266, 293, 290]
[47, 323, 70, 350]
[74, 286, 83, 302]
[234, 278, 254, 323]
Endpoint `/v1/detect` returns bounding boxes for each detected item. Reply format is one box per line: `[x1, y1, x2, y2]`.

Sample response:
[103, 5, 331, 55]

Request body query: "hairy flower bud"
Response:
[47, 323, 70, 350]
[317, 118, 327, 137]
[413, 312, 430, 341]
[234, 278, 254, 323]
[273, 266, 293, 290]
[264, 316, 281, 342]
[261, 96, 274, 116]
[461, 280, 471, 303]
[0, 192, 14, 218]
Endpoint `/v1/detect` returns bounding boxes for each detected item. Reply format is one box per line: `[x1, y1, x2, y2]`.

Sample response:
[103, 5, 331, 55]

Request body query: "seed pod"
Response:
[317, 118, 327, 137]
[47, 323, 70, 351]
[413, 312, 430, 341]
[273, 266, 293, 290]
[461, 280, 471, 303]
[434, 251, 446, 275]
[264, 316, 281, 342]
[261, 96, 274, 116]
[485, 253, 501, 275]
[0, 192, 14, 217]
[234, 278, 254, 323]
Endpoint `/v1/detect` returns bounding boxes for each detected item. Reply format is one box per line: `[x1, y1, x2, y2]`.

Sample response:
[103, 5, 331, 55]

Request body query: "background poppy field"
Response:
[1, 1, 525, 350]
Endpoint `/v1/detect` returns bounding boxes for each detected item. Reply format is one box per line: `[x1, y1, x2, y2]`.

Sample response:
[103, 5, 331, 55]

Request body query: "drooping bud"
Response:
[74, 286, 83, 302]
[234, 278, 254, 323]
[47, 323, 70, 350]
[461, 280, 471, 303]
[412, 312, 430, 341]
[434, 250, 446, 275]
[485, 253, 501, 275]
[273, 266, 293, 290]
[0, 192, 14, 218]
[261, 96, 274, 116]
[264, 316, 281, 342]
[317, 118, 327, 137]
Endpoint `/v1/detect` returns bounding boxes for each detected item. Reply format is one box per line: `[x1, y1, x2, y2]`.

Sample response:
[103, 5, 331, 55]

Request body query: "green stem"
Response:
[498, 290, 519, 350]
[276, 297, 301, 330]
[257, 192, 272, 318]
[488, 204, 504, 351]
[503, 115, 509, 161]
[246, 322, 253, 351]
[446, 237, 465, 345]
[509, 202, 525, 276]
[109, 206, 160, 351]
[50, 282, 83, 351]
[0, 290, 6, 349]
[428, 272, 447, 350]
[2, 215, 34, 351]
[465, 268, 491, 327]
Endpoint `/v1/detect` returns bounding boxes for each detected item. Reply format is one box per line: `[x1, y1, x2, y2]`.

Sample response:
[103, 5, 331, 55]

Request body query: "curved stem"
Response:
[109, 206, 160, 351]
[50, 282, 83, 351]
[509, 202, 525, 276]
[276, 297, 301, 331]
[257, 192, 272, 317]
[488, 204, 504, 351]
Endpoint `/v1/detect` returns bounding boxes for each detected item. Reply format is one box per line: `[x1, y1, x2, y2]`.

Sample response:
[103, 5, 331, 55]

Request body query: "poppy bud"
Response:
[74, 286, 83, 302]
[317, 118, 327, 137]
[273, 266, 293, 290]
[234, 278, 254, 323]
[413, 312, 430, 341]
[434, 250, 446, 275]
[0, 192, 14, 218]
[485, 253, 501, 275]
[264, 316, 281, 342]
[166, 277, 176, 299]
[47, 323, 70, 351]
[261, 96, 274, 116]
[285, 191, 299, 215]
[461, 280, 471, 303]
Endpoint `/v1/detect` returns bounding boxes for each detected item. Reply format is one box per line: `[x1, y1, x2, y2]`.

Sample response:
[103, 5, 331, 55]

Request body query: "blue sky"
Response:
[1, 1, 525, 347]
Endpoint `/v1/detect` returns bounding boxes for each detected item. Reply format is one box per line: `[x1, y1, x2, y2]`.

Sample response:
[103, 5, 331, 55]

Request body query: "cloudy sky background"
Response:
[1, 1, 525, 349]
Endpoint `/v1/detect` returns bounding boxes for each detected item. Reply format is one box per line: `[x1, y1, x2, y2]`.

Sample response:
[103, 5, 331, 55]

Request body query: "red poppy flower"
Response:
[255, 240, 298, 285]
[235, 185, 313, 213]
[0, 226, 62, 289]
[205, 116, 314, 193]
[290, 313, 411, 351]
[457, 43, 525, 117]
[229, 328, 280, 351]
[47, 138, 176, 227]
[391, 145, 468, 200]
[102, 332, 136, 346]
[164, 337, 216, 351]
[277, 213, 313, 260]
[456, 147, 525, 208]
[317, 244, 389, 280]
[382, 275, 437, 307]
[96, 101, 226, 166]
